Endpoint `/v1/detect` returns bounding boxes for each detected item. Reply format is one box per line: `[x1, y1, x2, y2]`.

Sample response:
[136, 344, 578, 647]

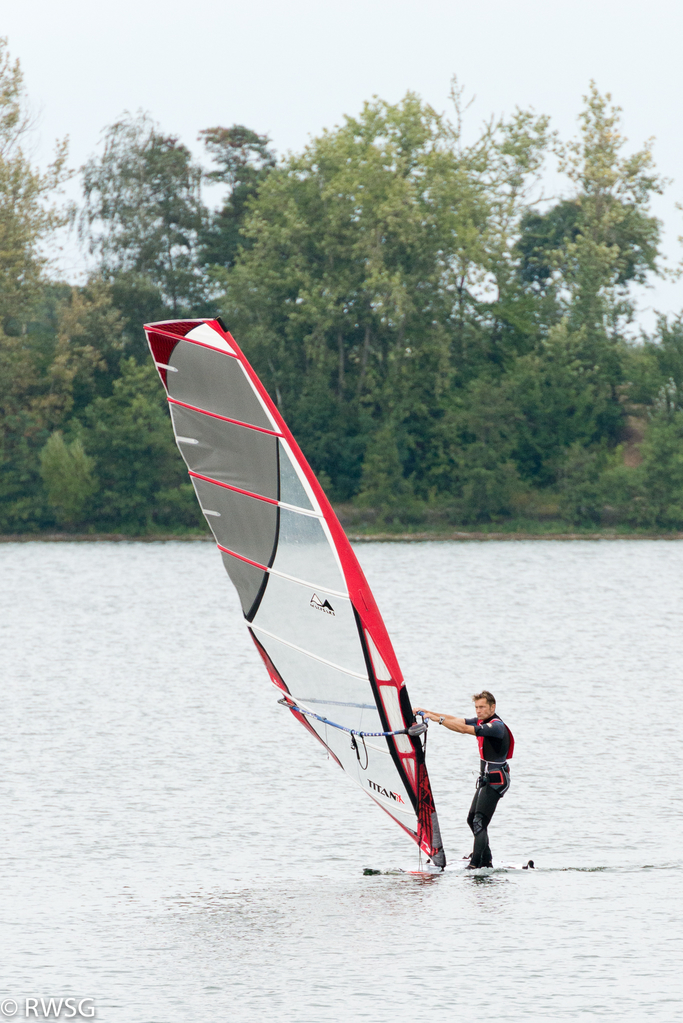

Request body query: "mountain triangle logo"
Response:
[310, 593, 335, 615]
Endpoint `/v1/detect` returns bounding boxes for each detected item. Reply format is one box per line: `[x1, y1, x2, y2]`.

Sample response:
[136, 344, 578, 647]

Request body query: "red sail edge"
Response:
[145, 317, 446, 868]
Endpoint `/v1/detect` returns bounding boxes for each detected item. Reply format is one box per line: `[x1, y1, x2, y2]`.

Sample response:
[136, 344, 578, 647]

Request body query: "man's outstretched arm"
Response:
[413, 707, 476, 734]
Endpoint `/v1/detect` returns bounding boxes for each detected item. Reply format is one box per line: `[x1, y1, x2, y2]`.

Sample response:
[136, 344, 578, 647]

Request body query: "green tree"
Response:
[555, 442, 614, 525]
[356, 421, 413, 513]
[637, 408, 683, 527]
[219, 90, 551, 499]
[81, 113, 209, 324]
[54, 277, 129, 397]
[0, 32, 100, 534]
[80, 358, 201, 531]
[432, 374, 527, 520]
[40, 431, 96, 526]
[199, 125, 275, 269]
[0, 308, 104, 532]
[0, 71, 674, 533]
[516, 84, 662, 398]
[560, 84, 662, 325]
[0, 38, 71, 329]
[503, 320, 624, 484]
[625, 315, 683, 406]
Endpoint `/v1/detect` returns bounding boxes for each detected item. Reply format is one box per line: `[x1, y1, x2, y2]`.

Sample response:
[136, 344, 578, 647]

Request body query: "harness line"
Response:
[277, 698, 428, 738]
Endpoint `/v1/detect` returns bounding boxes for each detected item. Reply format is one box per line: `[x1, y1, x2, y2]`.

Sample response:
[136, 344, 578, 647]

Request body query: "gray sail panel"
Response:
[191, 477, 278, 567]
[220, 550, 268, 619]
[170, 403, 278, 498]
[167, 340, 273, 430]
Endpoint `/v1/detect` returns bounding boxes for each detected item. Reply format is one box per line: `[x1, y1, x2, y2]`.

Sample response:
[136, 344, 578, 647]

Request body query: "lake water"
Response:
[1, 539, 681, 1022]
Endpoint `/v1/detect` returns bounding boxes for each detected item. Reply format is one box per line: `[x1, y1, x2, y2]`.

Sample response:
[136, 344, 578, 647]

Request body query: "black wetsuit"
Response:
[464, 713, 513, 868]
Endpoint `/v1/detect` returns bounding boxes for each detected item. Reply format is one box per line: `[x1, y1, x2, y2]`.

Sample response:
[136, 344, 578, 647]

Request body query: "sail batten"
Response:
[189, 471, 280, 506]
[188, 471, 323, 519]
[168, 397, 284, 437]
[249, 624, 369, 680]
[218, 544, 350, 598]
[145, 317, 446, 867]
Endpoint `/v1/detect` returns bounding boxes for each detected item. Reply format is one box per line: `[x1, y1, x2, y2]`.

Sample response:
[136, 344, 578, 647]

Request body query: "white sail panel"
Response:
[252, 575, 366, 677]
[366, 631, 392, 681]
[185, 322, 236, 353]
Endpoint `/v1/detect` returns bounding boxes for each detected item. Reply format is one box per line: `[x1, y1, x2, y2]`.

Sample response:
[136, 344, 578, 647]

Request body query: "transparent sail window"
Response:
[271, 508, 344, 592]
[278, 440, 314, 511]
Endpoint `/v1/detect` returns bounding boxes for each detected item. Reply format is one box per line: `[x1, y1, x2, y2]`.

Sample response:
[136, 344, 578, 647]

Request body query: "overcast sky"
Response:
[5, 0, 682, 328]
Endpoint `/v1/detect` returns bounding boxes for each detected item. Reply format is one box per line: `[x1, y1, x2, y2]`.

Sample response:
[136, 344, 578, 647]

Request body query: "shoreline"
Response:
[2, 531, 683, 543]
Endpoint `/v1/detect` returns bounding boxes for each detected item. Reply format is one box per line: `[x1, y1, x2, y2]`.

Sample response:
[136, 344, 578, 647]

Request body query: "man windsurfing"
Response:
[414, 691, 513, 869]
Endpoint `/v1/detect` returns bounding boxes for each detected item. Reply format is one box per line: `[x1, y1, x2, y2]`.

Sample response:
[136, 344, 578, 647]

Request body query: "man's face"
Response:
[474, 699, 495, 721]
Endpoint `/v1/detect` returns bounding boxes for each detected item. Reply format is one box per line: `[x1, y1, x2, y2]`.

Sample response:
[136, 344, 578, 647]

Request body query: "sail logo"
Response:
[368, 779, 405, 804]
[310, 593, 335, 615]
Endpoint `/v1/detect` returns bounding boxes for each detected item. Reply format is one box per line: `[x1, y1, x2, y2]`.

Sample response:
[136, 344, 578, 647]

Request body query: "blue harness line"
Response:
[277, 698, 428, 738]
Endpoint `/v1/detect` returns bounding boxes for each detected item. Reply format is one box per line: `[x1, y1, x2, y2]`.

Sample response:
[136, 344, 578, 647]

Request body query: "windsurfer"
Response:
[413, 691, 513, 868]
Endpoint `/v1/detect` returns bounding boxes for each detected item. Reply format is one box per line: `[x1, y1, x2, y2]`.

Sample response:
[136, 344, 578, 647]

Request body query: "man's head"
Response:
[472, 690, 496, 721]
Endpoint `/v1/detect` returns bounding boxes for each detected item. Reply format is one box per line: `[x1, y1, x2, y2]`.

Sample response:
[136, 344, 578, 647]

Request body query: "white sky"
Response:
[5, 0, 682, 329]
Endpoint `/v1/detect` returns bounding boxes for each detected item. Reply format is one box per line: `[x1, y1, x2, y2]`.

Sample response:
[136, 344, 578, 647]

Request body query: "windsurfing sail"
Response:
[145, 317, 446, 867]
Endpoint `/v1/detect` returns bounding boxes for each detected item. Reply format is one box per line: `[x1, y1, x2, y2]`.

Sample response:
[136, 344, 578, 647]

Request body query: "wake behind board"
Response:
[444, 858, 534, 872]
[364, 859, 534, 875]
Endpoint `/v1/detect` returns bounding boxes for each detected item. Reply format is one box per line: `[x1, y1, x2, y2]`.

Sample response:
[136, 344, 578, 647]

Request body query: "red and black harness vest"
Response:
[476, 714, 515, 764]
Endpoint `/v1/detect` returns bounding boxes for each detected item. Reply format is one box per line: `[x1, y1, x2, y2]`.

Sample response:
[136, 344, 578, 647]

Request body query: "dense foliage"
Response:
[1, 36, 682, 534]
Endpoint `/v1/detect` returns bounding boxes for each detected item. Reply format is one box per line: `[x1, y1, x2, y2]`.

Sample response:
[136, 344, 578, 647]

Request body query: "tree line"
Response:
[2, 37, 683, 535]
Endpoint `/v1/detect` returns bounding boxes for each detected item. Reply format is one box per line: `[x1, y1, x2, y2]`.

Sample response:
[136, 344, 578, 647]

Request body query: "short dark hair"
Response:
[472, 690, 496, 706]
